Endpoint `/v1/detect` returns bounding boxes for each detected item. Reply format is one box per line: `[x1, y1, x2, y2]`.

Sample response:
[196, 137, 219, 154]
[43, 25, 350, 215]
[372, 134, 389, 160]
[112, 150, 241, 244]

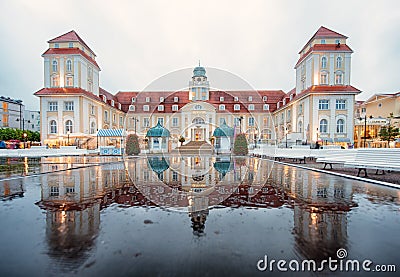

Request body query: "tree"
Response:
[125, 134, 140, 155]
[179, 136, 185, 146]
[233, 133, 248, 155]
[379, 125, 399, 146]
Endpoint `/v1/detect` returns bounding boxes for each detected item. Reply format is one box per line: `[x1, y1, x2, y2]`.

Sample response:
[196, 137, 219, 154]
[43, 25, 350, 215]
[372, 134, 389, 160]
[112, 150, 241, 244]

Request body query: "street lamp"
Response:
[67, 131, 70, 146]
[359, 115, 373, 148]
[23, 133, 27, 148]
[285, 127, 288, 148]
[132, 117, 139, 134]
[238, 116, 244, 134]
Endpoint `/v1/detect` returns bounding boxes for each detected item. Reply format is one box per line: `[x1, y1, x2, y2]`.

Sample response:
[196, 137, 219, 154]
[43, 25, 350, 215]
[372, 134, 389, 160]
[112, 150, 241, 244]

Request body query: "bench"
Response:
[316, 149, 357, 169]
[273, 149, 311, 163]
[344, 148, 400, 177]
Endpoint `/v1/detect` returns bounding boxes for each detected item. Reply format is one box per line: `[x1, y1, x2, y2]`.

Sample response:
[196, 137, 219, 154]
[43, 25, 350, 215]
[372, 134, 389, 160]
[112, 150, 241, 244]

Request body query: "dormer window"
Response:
[321, 39, 326, 44]
[263, 96, 268, 101]
[111, 100, 114, 107]
[234, 97, 238, 101]
[158, 105, 164, 111]
[69, 42, 73, 48]
[160, 97, 164, 102]
[220, 97, 224, 102]
[234, 104, 240, 111]
[54, 43, 59, 48]
[248, 96, 253, 101]
[248, 104, 254, 111]
[263, 104, 269, 111]
[129, 105, 135, 111]
[145, 97, 150, 102]
[174, 97, 179, 102]
[219, 104, 225, 111]
[290, 94, 293, 101]
[277, 102, 280, 108]
[172, 105, 179, 111]
[118, 103, 121, 110]
[335, 39, 340, 44]
[102, 95, 107, 103]
[131, 97, 135, 103]
[283, 99, 286, 105]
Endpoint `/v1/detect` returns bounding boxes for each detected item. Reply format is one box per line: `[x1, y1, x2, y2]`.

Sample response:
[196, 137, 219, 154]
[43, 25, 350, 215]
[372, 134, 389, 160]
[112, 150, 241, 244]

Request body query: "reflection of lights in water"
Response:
[60, 211, 66, 224]
[24, 157, 28, 175]
[310, 207, 319, 226]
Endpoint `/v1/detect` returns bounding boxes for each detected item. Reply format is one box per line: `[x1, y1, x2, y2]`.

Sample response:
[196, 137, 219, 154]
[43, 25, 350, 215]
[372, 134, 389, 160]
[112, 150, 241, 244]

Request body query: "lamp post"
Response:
[132, 117, 139, 134]
[359, 115, 373, 148]
[67, 131, 70, 146]
[285, 127, 288, 148]
[16, 118, 30, 148]
[238, 116, 244, 134]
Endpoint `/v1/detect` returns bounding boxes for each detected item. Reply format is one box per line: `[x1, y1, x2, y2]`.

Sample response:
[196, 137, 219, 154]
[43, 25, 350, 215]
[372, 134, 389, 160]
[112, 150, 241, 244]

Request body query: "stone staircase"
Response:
[173, 141, 213, 155]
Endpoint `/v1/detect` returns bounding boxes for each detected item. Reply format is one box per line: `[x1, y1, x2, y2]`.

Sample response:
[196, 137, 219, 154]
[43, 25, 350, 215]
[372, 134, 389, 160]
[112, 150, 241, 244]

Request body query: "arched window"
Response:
[192, 117, 205, 125]
[195, 104, 202, 110]
[51, 75, 59, 87]
[321, 72, 328, 84]
[321, 57, 327, 68]
[66, 60, 72, 71]
[335, 72, 343, 84]
[50, 120, 57, 134]
[319, 119, 328, 133]
[52, 60, 58, 72]
[90, 122, 96, 134]
[336, 119, 345, 133]
[65, 120, 73, 133]
[298, 121, 303, 133]
[336, 56, 342, 68]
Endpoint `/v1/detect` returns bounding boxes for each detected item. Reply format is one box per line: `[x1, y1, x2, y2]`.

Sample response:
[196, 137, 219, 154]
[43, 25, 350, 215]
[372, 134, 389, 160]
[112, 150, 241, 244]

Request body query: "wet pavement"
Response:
[0, 155, 399, 276]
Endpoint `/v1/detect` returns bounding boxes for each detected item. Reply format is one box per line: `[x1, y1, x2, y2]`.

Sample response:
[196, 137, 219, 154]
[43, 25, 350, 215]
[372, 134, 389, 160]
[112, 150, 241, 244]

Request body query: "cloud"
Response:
[0, 0, 399, 109]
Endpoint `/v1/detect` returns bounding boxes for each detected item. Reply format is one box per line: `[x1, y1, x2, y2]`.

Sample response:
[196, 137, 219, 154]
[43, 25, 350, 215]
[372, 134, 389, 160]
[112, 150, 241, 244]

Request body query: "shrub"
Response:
[125, 134, 140, 155]
[233, 133, 248, 155]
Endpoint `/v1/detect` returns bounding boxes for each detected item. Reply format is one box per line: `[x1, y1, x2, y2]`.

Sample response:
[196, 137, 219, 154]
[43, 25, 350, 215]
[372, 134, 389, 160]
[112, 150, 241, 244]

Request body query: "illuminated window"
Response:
[335, 72, 343, 84]
[51, 75, 59, 87]
[66, 76, 73, 87]
[321, 73, 328, 84]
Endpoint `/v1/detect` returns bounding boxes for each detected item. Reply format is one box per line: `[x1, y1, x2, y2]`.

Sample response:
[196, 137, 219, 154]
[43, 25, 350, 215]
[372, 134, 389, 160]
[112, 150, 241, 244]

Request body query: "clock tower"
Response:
[189, 62, 210, 101]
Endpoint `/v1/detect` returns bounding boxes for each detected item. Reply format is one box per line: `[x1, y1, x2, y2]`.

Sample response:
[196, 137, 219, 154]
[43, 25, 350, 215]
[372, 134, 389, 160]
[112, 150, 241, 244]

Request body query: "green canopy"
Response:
[147, 157, 170, 174]
[146, 122, 170, 137]
[213, 121, 234, 137]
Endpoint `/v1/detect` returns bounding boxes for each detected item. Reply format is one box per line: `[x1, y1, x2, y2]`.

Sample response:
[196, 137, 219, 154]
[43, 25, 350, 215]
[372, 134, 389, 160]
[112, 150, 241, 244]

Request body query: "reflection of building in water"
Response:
[189, 210, 209, 236]
[267, 162, 355, 260]
[36, 162, 127, 270]
[0, 178, 24, 201]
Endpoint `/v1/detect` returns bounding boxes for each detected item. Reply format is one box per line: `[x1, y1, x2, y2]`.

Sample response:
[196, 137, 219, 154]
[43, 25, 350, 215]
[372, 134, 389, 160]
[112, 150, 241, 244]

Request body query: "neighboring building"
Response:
[34, 31, 126, 148]
[24, 110, 40, 132]
[273, 27, 360, 146]
[35, 27, 360, 149]
[354, 92, 400, 147]
[0, 96, 25, 129]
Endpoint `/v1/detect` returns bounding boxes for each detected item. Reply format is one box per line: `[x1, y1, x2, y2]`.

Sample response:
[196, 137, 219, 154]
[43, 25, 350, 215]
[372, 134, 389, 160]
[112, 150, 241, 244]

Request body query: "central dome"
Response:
[193, 66, 206, 77]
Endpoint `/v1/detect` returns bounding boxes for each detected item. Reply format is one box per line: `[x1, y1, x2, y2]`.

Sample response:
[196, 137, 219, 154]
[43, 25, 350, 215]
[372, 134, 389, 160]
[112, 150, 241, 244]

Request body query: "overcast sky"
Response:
[0, 0, 399, 110]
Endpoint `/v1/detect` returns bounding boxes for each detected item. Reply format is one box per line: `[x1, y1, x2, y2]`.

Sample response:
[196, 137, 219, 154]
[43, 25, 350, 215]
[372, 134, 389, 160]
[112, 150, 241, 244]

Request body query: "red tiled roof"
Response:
[42, 48, 100, 70]
[34, 87, 121, 110]
[295, 44, 353, 67]
[275, 85, 361, 112]
[48, 30, 96, 56]
[115, 90, 286, 113]
[300, 26, 348, 53]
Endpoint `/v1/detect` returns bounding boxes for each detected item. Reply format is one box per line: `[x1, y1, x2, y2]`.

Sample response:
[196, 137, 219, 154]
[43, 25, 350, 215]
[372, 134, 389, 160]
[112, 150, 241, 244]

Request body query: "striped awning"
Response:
[97, 129, 126, 137]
